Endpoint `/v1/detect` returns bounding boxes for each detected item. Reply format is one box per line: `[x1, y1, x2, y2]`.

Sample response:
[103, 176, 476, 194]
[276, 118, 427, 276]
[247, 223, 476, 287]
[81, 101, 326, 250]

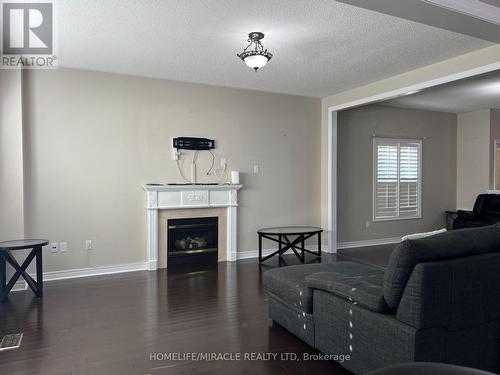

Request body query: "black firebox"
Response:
[167, 217, 218, 266]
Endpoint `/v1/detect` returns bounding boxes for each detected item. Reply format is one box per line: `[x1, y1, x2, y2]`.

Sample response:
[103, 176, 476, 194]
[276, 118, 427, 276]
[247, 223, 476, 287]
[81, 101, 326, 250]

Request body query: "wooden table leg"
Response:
[35, 246, 43, 297]
[0, 255, 6, 303]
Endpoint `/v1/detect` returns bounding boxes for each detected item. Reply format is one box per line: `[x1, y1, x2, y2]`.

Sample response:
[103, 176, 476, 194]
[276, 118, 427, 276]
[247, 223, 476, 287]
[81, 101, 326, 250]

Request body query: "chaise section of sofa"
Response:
[264, 263, 331, 346]
[263, 261, 386, 347]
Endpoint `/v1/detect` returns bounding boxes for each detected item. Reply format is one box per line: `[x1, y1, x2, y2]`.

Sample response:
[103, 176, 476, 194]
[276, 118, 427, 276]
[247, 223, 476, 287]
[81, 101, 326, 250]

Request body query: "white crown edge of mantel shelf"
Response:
[143, 184, 243, 192]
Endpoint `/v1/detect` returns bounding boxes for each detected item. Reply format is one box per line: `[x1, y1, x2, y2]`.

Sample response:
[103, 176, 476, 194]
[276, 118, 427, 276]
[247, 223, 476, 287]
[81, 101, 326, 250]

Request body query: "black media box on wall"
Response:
[173, 137, 215, 150]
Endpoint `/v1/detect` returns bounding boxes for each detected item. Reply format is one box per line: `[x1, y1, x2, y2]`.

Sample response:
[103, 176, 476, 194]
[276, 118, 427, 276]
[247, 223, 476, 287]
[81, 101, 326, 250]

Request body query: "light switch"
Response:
[253, 164, 260, 174]
[85, 240, 93, 250]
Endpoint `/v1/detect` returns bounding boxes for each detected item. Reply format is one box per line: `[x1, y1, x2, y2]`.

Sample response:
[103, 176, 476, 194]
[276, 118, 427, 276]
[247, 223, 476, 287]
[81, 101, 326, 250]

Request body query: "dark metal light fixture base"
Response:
[248, 32, 265, 41]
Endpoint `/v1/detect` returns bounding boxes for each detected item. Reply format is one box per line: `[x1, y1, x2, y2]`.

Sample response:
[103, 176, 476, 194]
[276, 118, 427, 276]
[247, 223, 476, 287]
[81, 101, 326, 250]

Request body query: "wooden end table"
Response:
[0, 239, 49, 303]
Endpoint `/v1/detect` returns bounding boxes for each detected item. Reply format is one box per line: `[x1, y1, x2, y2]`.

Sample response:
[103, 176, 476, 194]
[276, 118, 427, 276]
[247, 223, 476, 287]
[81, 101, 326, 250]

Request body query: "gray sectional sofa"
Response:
[263, 224, 500, 374]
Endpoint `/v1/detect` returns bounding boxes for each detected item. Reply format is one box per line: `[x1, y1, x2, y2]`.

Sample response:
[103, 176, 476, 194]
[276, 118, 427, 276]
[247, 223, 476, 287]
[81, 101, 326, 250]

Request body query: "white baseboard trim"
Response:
[11, 281, 28, 292]
[237, 249, 274, 260]
[321, 244, 334, 254]
[148, 260, 158, 272]
[8, 262, 150, 287]
[35, 262, 148, 282]
[237, 245, 329, 260]
[337, 237, 401, 250]
[8, 262, 148, 293]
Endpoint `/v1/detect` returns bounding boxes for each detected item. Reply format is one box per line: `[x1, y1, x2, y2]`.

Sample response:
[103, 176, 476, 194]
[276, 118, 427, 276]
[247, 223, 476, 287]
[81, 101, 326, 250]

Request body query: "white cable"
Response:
[214, 162, 228, 183]
[221, 163, 228, 183]
[176, 149, 227, 184]
[176, 158, 192, 183]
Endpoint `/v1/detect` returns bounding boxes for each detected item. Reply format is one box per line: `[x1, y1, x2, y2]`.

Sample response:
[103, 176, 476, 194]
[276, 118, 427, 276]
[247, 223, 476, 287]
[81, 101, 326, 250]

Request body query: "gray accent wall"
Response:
[337, 105, 457, 243]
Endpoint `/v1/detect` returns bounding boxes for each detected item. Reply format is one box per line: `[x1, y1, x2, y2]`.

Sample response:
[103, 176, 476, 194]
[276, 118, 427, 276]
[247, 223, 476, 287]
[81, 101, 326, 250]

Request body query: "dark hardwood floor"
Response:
[0, 249, 393, 375]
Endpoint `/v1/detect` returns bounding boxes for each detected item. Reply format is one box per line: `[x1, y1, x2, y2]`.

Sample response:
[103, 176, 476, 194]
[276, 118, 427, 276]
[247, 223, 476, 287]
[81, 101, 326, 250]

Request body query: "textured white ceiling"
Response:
[56, 0, 491, 97]
[383, 71, 500, 113]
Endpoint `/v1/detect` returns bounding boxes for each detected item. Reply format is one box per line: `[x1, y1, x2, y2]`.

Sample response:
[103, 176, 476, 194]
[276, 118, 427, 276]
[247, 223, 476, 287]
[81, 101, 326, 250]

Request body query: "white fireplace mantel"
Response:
[143, 184, 242, 271]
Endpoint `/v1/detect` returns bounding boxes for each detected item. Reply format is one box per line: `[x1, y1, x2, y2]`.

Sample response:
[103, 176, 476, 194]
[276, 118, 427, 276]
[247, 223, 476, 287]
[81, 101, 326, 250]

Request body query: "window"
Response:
[373, 138, 422, 221]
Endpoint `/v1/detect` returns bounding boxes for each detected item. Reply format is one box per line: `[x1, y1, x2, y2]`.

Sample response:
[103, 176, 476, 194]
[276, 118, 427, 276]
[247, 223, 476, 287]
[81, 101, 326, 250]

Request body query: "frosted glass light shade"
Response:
[243, 54, 269, 70]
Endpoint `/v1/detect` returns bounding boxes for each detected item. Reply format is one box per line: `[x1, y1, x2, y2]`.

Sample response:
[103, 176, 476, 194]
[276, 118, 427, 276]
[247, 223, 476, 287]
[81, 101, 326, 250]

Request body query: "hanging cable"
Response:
[214, 160, 228, 183]
[206, 150, 215, 175]
[176, 158, 191, 183]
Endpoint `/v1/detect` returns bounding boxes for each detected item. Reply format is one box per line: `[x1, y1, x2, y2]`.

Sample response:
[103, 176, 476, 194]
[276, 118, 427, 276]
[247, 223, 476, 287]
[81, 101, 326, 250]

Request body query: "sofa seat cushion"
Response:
[263, 263, 340, 313]
[306, 268, 389, 313]
[263, 261, 383, 314]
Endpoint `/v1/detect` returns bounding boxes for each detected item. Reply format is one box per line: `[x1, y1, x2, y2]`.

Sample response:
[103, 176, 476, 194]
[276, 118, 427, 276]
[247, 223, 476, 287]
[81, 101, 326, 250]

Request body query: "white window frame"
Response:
[373, 137, 422, 222]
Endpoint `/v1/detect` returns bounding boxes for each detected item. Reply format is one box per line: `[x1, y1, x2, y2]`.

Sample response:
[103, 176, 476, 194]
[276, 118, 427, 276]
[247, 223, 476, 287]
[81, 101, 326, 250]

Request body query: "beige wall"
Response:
[321, 45, 500, 244]
[337, 105, 457, 242]
[457, 110, 491, 210]
[0, 70, 24, 241]
[22, 68, 321, 272]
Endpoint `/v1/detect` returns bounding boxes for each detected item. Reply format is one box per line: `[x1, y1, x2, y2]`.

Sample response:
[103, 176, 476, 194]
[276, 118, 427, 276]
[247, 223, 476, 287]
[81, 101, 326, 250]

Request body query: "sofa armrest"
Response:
[456, 210, 476, 219]
[305, 272, 391, 313]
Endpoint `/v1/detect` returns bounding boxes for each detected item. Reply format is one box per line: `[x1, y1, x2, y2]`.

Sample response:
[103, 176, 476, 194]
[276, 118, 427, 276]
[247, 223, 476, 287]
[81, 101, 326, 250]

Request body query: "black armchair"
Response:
[453, 194, 500, 229]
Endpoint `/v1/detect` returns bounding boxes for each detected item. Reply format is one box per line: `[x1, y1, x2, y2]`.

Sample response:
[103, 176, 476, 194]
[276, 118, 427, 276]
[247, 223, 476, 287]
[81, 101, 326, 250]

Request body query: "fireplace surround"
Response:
[143, 184, 242, 270]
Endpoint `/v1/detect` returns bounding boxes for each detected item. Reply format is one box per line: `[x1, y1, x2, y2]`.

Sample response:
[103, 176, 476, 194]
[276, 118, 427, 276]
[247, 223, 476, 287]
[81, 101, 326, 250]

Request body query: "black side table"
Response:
[258, 226, 323, 263]
[0, 239, 48, 303]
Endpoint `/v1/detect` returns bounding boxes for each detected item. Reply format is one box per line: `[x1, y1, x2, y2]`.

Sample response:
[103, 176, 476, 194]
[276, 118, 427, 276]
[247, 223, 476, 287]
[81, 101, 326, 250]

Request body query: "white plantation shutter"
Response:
[399, 143, 420, 217]
[374, 138, 421, 220]
[375, 144, 398, 219]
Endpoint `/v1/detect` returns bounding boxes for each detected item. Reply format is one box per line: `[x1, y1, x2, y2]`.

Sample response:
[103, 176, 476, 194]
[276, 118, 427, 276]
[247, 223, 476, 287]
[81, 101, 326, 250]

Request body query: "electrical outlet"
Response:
[59, 242, 67, 253]
[50, 242, 58, 253]
[85, 240, 93, 250]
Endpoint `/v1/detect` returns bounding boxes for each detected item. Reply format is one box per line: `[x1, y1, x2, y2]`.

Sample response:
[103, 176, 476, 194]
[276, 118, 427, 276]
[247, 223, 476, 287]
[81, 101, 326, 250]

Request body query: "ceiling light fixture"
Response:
[237, 32, 273, 72]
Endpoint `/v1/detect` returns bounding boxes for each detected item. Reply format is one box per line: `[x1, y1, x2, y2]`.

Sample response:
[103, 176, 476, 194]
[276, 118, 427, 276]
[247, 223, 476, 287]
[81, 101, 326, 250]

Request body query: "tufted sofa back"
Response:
[383, 223, 500, 309]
